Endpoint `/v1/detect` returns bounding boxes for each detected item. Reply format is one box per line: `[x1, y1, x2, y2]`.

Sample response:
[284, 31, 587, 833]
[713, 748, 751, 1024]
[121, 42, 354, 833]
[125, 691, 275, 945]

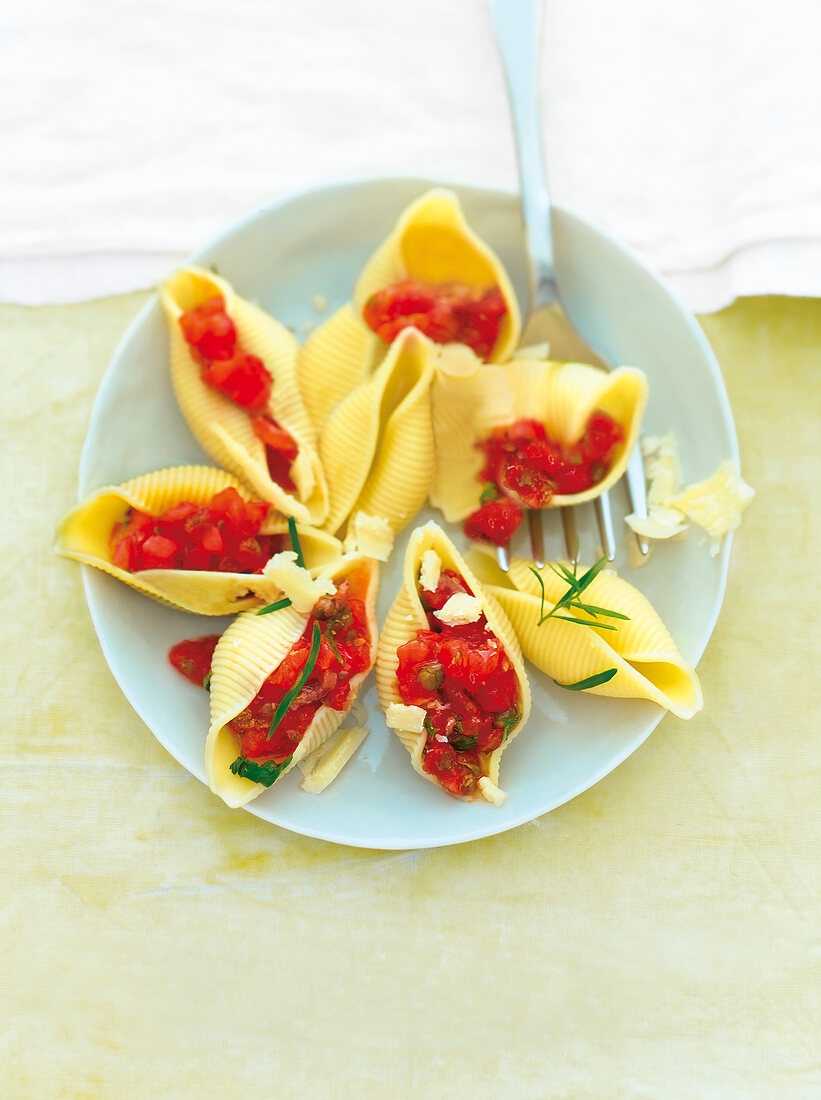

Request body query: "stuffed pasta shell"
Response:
[54, 465, 341, 616]
[296, 189, 521, 430]
[319, 326, 435, 538]
[205, 553, 378, 807]
[441, 357, 648, 547]
[160, 267, 328, 525]
[376, 522, 530, 804]
[467, 550, 703, 719]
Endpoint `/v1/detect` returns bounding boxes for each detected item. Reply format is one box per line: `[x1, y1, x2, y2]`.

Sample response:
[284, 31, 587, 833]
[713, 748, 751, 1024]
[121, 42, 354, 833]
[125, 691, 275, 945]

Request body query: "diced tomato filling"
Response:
[168, 635, 219, 687]
[226, 567, 372, 764]
[178, 296, 299, 488]
[251, 415, 298, 493]
[362, 279, 507, 360]
[110, 486, 285, 573]
[462, 411, 625, 544]
[463, 492, 524, 547]
[395, 568, 520, 798]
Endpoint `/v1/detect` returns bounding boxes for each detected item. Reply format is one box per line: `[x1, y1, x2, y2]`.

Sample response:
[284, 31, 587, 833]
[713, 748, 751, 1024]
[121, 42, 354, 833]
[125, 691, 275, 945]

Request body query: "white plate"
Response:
[79, 177, 738, 850]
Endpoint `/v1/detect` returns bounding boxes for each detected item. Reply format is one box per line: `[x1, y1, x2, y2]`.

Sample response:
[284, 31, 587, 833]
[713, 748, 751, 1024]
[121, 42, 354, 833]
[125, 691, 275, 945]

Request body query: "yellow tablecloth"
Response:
[3, 295, 818, 1097]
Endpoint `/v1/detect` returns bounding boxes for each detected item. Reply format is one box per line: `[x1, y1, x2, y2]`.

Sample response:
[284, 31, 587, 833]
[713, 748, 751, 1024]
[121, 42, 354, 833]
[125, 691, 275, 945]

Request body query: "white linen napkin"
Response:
[1, 0, 819, 310]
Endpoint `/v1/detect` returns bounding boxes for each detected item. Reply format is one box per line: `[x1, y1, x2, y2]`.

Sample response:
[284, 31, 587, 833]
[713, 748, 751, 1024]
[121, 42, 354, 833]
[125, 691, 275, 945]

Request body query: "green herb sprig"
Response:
[530, 556, 630, 632]
[287, 516, 305, 568]
[256, 597, 293, 616]
[265, 621, 322, 741]
[229, 754, 293, 787]
[553, 669, 618, 691]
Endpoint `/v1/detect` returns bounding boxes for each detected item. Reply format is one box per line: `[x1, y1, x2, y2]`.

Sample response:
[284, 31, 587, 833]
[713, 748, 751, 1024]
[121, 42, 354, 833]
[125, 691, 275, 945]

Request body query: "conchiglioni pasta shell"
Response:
[503, 359, 648, 506]
[296, 304, 382, 431]
[467, 549, 702, 719]
[160, 268, 328, 524]
[376, 522, 531, 802]
[353, 188, 521, 363]
[206, 554, 379, 807]
[428, 343, 516, 522]
[54, 465, 341, 616]
[319, 327, 435, 537]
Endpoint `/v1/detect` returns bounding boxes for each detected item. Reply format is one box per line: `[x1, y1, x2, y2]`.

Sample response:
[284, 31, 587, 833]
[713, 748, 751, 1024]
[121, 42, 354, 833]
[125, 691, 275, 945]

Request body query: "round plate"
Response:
[79, 177, 738, 849]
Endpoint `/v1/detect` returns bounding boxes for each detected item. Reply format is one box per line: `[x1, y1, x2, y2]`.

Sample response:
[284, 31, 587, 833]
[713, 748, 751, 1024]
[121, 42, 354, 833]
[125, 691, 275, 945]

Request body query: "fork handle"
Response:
[490, 0, 558, 312]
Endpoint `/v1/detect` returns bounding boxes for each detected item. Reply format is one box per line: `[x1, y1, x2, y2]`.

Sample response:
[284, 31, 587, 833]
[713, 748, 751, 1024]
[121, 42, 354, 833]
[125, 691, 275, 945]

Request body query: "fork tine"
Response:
[527, 509, 545, 568]
[560, 507, 577, 560]
[594, 493, 617, 562]
[623, 446, 650, 556]
[496, 542, 511, 572]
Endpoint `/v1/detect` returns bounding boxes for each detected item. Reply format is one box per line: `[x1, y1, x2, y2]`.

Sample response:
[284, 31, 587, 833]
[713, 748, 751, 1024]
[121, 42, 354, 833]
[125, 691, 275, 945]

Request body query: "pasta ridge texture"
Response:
[319, 326, 435, 537]
[296, 304, 381, 430]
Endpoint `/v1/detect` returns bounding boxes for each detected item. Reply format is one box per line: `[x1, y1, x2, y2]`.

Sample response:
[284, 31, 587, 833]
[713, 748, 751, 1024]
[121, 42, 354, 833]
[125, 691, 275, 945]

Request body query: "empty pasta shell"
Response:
[296, 303, 382, 431]
[467, 549, 703, 719]
[54, 465, 341, 616]
[376, 521, 531, 803]
[319, 326, 435, 537]
[159, 267, 328, 525]
[206, 554, 379, 807]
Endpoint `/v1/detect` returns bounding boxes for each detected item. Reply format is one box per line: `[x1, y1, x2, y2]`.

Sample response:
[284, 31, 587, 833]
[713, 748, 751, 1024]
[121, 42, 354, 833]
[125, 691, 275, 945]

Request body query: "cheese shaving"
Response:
[418, 549, 442, 592]
[671, 461, 755, 551]
[433, 592, 483, 627]
[343, 511, 394, 561]
[262, 551, 336, 612]
[477, 777, 507, 806]
[384, 703, 427, 734]
[298, 725, 369, 794]
[627, 433, 753, 554]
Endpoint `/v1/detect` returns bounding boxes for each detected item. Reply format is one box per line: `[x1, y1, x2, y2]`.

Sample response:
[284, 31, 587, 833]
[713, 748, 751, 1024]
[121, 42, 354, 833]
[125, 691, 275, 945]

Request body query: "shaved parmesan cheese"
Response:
[642, 433, 681, 507]
[262, 551, 335, 612]
[477, 777, 507, 806]
[418, 549, 442, 592]
[298, 725, 369, 794]
[433, 592, 483, 627]
[671, 461, 755, 552]
[343, 511, 394, 561]
[625, 506, 688, 540]
[629, 433, 753, 554]
[385, 703, 426, 734]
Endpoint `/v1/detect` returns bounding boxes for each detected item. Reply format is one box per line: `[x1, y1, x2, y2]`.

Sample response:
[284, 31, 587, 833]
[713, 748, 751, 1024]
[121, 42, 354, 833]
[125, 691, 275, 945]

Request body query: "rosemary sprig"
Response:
[531, 555, 629, 632]
[554, 669, 618, 691]
[256, 597, 293, 616]
[266, 621, 322, 741]
[287, 516, 305, 568]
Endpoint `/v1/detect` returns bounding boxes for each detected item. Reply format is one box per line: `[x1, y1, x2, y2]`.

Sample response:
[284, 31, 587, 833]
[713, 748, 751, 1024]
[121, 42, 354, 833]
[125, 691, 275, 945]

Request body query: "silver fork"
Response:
[490, 0, 649, 570]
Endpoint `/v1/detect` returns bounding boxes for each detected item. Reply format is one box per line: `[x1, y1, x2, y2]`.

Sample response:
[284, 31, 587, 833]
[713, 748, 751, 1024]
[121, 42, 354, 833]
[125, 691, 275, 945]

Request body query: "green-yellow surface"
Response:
[2, 295, 819, 1098]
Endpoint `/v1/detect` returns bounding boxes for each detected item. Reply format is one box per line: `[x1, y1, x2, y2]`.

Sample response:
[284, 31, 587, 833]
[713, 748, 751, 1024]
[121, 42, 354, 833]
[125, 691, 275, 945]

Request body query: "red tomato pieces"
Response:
[168, 635, 219, 687]
[179, 296, 273, 413]
[362, 279, 507, 360]
[463, 494, 524, 546]
[110, 486, 283, 574]
[396, 568, 520, 798]
[226, 567, 372, 763]
[251, 414, 299, 493]
[463, 411, 625, 542]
